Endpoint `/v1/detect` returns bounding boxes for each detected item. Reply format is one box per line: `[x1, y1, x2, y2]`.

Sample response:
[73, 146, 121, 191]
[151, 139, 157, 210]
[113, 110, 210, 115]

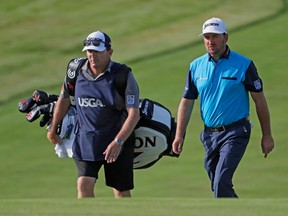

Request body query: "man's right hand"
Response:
[47, 130, 62, 145]
[46, 96, 71, 145]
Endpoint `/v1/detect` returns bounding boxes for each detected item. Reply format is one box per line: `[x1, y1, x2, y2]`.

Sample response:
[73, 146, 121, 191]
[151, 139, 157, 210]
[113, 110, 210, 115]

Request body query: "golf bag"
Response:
[133, 98, 178, 169]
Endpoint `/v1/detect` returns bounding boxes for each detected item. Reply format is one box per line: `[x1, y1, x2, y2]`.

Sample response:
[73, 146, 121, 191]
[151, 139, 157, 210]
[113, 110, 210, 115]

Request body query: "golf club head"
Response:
[32, 90, 58, 105]
[18, 97, 36, 113]
[25, 106, 41, 122]
[39, 113, 53, 127]
[38, 102, 56, 114]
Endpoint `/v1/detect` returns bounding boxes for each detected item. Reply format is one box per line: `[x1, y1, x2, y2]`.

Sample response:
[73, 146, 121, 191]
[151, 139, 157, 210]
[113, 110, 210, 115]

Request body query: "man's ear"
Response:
[224, 33, 229, 43]
[108, 48, 113, 56]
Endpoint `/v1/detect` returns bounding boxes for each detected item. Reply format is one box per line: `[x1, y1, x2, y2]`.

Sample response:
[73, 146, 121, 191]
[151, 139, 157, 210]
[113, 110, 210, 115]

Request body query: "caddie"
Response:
[47, 30, 140, 198]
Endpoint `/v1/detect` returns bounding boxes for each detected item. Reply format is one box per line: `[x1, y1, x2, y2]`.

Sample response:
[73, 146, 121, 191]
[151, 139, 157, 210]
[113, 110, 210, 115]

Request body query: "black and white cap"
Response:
[82, 31, 111, 52]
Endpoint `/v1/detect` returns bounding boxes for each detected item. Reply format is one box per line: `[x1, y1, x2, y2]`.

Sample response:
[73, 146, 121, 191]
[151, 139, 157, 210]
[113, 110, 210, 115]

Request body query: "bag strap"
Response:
[113, 63, 131, 99]
[66, 58, 87, 99]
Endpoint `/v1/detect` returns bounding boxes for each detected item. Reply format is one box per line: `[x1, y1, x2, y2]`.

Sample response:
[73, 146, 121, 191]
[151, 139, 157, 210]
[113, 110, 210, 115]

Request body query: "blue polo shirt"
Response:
[183, 47, 263, 127]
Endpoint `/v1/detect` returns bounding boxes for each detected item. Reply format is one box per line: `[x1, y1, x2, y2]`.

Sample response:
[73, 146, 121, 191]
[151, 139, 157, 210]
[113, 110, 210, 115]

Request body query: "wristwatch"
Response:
[114, 138, 124, 146]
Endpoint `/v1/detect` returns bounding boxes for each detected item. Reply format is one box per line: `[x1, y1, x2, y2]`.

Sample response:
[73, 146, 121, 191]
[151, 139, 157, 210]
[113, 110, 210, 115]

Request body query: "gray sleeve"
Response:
[125, 71, 140, 108]
[59, 76, 70, 99]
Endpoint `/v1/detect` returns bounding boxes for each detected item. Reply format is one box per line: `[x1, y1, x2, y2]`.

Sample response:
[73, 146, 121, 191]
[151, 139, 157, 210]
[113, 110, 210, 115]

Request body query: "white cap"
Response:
[201, 17, 227, 35]
[82, 31, 111, 52]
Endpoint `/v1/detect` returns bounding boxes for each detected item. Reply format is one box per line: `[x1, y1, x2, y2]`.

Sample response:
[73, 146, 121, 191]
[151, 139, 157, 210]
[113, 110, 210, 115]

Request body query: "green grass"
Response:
[0, 198, 288, 216]
[0, 0, 288, 214]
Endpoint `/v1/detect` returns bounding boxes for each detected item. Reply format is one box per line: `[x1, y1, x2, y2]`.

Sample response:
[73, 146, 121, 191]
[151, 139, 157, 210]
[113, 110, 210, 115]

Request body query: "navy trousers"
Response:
[200, 120, 251, 198]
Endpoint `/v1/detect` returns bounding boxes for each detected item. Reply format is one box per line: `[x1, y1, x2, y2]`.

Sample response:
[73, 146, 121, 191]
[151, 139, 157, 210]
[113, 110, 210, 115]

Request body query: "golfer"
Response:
[172, 18, 274, 198]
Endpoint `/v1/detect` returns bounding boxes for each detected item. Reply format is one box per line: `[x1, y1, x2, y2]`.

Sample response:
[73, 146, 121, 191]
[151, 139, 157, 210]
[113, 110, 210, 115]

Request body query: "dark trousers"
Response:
[200, 121, 251, 198]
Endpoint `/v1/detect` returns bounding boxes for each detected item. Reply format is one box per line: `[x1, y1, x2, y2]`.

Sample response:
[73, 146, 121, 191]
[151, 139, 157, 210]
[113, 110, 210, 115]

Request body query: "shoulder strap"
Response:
[66, 58, 87, 105]
[113, 63, 131, 99]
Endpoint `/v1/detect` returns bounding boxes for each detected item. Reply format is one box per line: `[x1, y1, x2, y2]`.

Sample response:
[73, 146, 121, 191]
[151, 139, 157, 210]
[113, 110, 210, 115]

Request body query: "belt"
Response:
[204, 117, 249, 132]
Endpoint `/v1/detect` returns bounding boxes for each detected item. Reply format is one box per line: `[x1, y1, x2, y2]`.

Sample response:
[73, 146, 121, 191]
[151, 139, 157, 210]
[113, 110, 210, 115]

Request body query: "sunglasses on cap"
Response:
[83, 38, 110, 48]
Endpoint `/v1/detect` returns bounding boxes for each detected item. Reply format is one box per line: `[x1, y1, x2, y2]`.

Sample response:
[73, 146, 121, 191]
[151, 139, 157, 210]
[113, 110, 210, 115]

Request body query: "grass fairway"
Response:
[0, 0, 288, 214]
[0, 198, 287, 216]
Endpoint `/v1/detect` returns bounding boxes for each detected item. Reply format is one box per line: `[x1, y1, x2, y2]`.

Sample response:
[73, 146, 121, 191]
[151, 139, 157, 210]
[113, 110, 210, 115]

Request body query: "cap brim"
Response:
[82, 45, 106, 52]
[200, 30, 227, 36]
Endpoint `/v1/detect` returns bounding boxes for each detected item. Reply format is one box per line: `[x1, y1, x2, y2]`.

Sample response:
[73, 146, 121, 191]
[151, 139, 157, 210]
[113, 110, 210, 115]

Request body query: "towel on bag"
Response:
[54, 107, 77, 158]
